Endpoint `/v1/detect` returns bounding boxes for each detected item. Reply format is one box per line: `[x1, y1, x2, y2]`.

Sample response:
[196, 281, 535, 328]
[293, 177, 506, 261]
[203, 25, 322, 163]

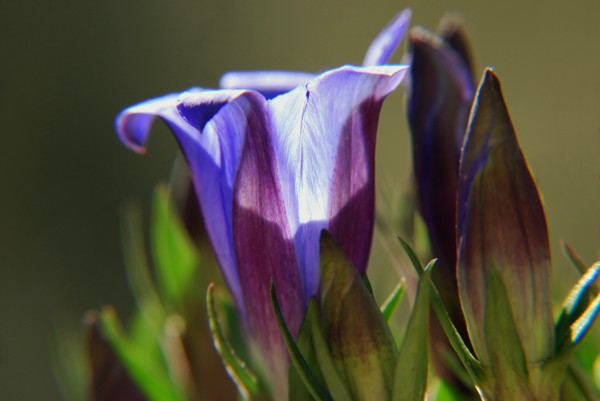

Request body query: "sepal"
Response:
[556, 262, 600, 354]
[482, 266, 531, 400]
[320, 231, 398, 401]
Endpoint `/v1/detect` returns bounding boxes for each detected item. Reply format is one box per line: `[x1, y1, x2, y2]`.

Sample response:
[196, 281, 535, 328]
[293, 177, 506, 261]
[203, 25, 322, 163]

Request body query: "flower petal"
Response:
[229, 92, 305, 399]
[115, 89, 202, 154]
[457, 69, 553, 365]
[220, 71, 317, 99]
[116, 88, 263, 313]
[179, 89, 306, 398]
[269, 64, 408, 297]
[362, 8, 411, 66]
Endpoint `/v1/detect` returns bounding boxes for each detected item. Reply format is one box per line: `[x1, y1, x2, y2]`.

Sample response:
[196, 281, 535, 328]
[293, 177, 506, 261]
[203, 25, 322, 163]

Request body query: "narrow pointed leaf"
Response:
[568, 291, 600, 348]
[320, 231, 397, 401]
[556, 262, 600, 352]
[206, 283, 260, 400]
[561, 241, 590, 277]
[271, 283, 334, 401]
[151, 184, 199, 306]
[380, 281, 406, 322]
[307, 299, 354, 401]
[483, 266, 531, 400]
[397, 237, 483, 382]
[288, 299, 325, 401]
[392, 261, 432, 401]
[120, 204, 166, 341]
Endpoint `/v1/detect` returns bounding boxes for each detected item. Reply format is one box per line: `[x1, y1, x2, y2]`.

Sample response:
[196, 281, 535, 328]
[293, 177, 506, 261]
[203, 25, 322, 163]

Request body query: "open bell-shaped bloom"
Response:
[115, 11, 410, 397]
[117, 65, 407, 398]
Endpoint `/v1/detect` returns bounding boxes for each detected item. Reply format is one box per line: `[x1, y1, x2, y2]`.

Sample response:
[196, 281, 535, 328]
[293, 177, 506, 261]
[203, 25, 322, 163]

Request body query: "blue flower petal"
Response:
[220, 71, 317, 99]
[362, 8, 412, 66]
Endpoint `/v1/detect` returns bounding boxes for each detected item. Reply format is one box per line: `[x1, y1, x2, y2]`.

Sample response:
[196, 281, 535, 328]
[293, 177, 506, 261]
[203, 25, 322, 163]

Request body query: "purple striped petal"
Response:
[116, 89, 202, 154]
[269, 65, 408, 297]
[220, 71, 317, 100]
[230, 93, 305, 398]
[116, 88, 253, 313]
[362, 8, 411, 66]
[178, 90, 305, 397]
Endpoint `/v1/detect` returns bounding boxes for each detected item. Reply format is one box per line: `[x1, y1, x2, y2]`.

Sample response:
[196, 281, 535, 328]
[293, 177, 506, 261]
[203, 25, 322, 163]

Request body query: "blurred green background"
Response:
[0, 0, 598, 399]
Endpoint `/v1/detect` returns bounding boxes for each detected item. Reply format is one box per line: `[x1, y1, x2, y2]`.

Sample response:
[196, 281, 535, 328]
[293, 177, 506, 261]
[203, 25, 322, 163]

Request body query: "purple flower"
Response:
[115, 10, 410, 399]
[406, 23, 475, 318]
[457, 69, 553, 369]
[405, 27, 477, 384]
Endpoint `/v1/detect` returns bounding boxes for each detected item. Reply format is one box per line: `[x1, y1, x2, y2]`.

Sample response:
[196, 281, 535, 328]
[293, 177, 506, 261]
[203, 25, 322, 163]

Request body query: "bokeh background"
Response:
[1, 0, 598, 400]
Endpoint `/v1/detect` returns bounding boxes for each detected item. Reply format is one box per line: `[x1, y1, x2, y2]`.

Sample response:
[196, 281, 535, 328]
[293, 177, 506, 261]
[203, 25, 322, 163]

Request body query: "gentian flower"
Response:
[406, 21, 475, 323]
[115, 10, 410, 400]
[457, 69, 554, 399]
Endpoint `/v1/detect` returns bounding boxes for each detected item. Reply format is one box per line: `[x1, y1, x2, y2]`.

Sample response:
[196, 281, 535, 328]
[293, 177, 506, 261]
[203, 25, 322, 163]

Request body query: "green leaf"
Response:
[288, 299, 324, 401]
[152, 184, 199, 307]
[397, 237, 483, 383]
[568, 291, 600, 349]
[320, 231, 397, 401]
[270, 283, 333, 401]
[98, 308, 186, 401]
[307, 299, 354, 401]
[556, 262, 600, 353]
[561, 241, 591, 277]
[127, 309, 162, 363]
[392, 261, 432, 401]
[206, 283, 260, 400]
[380, 280, 406, 323]
[483, 265, 531, 400]
[430, 379, 465, 401]
[120, 203, 165, 337]
[560, 363, 600, 401]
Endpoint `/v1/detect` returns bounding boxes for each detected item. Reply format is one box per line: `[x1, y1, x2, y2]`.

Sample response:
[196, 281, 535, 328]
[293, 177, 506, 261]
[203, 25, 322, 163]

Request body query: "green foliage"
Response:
[288, 299, 326, 401]
[397, 237, 483, 384]
[380, 281, 406, 323]
[206, 283, 261, 400]
[271, 284, 334, 401]
[482, 267, 530, 400]
[97, 307, 187, 401]
[392, 261, 431, 401]
[319, 232, 398, 401]
[83, 184, 241, 401]
[556, 262, 600, 354]
[152, 183, 199, 308]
